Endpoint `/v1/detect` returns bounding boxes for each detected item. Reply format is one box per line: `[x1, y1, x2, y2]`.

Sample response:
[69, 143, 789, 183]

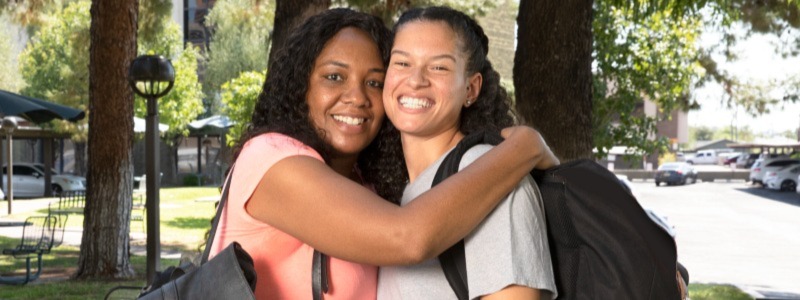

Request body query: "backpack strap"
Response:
[312, 250, 329, 300]
[432, 130, 504, 300]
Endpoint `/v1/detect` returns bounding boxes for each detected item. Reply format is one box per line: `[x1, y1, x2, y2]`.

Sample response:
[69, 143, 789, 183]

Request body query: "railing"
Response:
[48, 190, 86, 214]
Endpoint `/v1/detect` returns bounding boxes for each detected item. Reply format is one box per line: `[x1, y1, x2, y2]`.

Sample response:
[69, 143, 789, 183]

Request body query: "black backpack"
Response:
[432, 130, 681, 300]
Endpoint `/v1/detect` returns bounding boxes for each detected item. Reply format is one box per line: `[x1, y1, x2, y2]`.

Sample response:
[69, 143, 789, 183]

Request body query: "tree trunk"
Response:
[514, 0, 594, 161]
[74, 142, 87, 176]
[267, 0, 330, 69]
[77, 0, 137, 279]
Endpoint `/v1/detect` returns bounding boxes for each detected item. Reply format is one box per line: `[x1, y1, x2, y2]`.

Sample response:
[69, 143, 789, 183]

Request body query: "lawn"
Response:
[689, 283, 754, 300]
[0, 187, 218, 299]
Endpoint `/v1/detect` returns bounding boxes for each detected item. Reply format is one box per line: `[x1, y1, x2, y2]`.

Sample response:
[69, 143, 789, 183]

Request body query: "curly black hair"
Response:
[393, 6, 517, 134]
[233, 8, 407, 203]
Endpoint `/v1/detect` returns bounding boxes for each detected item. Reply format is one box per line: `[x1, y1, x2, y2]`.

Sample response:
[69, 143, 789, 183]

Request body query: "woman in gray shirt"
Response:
[378, 6, 557, 299]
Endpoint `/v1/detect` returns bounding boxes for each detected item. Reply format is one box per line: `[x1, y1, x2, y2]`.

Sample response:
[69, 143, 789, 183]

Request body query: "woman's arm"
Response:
[247, 127, 555, 266]
[481, 285, 542, 300]
[500, 126, 559, 170]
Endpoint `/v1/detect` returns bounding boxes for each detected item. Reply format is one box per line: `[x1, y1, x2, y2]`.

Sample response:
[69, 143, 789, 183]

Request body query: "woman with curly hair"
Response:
[377, 6, 558, 299]
[208, 8, 557, 299]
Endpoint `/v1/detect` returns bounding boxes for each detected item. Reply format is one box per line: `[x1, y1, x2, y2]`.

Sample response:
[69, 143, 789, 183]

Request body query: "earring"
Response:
[466, 100, 472, 106]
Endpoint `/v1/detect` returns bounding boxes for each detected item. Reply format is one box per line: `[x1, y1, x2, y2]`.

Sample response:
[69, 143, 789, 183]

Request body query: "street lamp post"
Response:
[128, 55, 174, 284]
[2, 117, 18, 214]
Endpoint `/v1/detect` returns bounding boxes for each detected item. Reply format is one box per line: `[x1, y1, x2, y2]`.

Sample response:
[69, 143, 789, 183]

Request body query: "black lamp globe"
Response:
[129, 55, 175, 98]
[128, 54, 175, 284]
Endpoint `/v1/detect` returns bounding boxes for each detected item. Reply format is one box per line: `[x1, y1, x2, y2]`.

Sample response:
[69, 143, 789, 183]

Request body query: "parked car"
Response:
[721, 152, 740, 165]
[749, 158, 800, 186]
[655, 162, 698, 186]
[1, 163, 86, 198]
[685, 150, 718, 165]
[797, 174, 800, 194]
[763, 165, 800, 192]
[736, 153, 760, 169]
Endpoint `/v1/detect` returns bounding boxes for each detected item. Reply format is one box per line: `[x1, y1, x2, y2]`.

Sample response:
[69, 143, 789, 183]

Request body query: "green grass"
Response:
[0, 187, 217, 299]
[689, 283, 754, 300]
[0, 238, 180, 299]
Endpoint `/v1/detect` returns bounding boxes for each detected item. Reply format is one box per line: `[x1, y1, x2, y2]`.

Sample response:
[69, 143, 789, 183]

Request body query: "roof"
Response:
[692, 139, 735, 152]
[189, 115, 233, 130]
[188, 115, 234, 136]
[727, 137, 800, 149]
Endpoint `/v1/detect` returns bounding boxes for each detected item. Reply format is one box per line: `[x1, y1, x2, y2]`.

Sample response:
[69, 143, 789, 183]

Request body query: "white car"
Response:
[750, 158, 800, 185]
[685, 150, 718, 165]
[764, 165, 800, 192]
[1, 163, 86, 198]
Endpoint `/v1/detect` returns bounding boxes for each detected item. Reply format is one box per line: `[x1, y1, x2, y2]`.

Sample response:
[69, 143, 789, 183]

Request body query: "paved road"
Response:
[631, 179, 800, 296]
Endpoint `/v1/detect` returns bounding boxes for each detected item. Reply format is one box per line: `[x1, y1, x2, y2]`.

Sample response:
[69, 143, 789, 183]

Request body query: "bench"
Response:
[0, 214, 66, 285]
[49, 190, 86, 214]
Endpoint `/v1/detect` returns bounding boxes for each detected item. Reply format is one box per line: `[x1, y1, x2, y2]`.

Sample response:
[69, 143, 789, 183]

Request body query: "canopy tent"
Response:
[186, 115, 234, 181]
[0, 89, 85, 123]
[134, 116, 169, 133]
[188, 115, 233, 135]
[0, 90, 85, 213]
[727, 137, 800, 154]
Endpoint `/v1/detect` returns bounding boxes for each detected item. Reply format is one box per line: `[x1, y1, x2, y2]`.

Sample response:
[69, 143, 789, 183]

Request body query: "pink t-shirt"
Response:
[209, 133, 377, 300]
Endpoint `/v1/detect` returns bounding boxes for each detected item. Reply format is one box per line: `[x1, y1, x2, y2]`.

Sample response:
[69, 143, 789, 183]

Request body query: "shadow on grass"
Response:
[164, 217, 210, 229]
[1, 235, 181, 300]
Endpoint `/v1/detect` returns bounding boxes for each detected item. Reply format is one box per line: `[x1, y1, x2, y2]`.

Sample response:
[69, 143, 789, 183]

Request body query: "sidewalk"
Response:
[0, 198, 182, 259]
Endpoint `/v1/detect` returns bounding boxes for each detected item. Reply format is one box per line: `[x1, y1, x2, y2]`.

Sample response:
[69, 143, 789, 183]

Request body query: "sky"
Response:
[690, 28, 800, 135]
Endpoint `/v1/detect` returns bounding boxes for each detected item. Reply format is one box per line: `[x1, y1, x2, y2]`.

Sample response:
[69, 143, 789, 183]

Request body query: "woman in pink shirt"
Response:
[209, 8, 558, 299]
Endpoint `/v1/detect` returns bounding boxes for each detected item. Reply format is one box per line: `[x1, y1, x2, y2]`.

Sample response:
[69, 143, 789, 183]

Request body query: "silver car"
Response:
[1, 163, 86, 198]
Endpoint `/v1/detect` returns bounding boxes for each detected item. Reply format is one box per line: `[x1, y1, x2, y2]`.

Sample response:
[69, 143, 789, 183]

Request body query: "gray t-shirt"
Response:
[377, 144, 557, 300]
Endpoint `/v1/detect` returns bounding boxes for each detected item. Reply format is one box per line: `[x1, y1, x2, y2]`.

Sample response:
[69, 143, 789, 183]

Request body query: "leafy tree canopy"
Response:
[19, 0, 90, 139]
[0, 16, 24, 92]
[19, 0, 203, 140]
[593, 3, 705, 157]
[590, 0, 800, 158]
[205, 0, 273, 93]
[220, 71, 266, 144]
[0, 0, 61, 26]
[335, 0, 495, 24]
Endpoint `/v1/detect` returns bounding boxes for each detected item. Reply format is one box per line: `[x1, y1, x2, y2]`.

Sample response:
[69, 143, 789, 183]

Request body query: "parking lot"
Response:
[630, 179, 800, 296]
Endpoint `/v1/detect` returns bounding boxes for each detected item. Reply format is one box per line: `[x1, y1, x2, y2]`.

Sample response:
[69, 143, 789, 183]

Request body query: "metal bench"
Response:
[0, 215, 61, 285]
[49, 190, 86, 214]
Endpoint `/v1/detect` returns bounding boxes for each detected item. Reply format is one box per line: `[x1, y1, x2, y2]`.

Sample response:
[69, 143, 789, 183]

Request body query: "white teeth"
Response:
[333, 115, 366, 125]
[399, 96, 432, 109]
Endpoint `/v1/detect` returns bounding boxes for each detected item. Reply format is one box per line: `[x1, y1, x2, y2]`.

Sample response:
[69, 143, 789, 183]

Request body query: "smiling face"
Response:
[383, 21, 482, 139]
[306, 27, 386, 160]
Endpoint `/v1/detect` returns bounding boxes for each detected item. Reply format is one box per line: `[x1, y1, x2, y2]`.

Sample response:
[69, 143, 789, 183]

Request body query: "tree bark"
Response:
[74, 142, 87, 176]
[77, 0, 137, 279]
[267, 0, 330, 69]
[514, 0, 594, 161]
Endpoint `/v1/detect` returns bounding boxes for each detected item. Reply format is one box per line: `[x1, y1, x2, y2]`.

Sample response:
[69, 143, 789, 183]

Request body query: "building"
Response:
[172, 0, 215, 54]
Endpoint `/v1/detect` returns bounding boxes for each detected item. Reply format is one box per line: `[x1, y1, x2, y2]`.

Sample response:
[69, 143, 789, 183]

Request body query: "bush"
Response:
[182, 173, 202, 186]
